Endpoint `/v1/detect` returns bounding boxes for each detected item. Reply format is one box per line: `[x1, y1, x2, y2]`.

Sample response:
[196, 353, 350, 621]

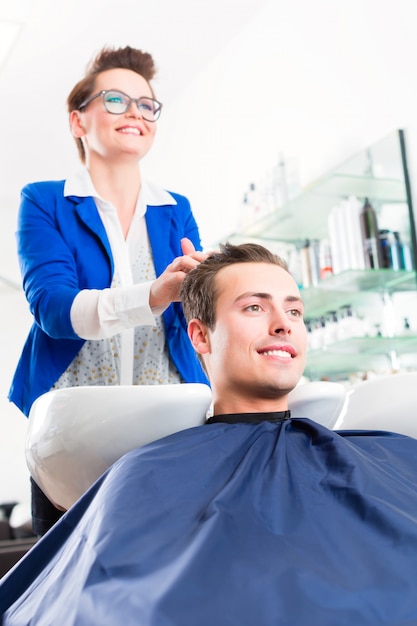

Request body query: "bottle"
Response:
[337, 304, 355, 340]
[390, 231, 404, 270]
[345, 196, 366, 270]
[403, 317, 412, 335]
[379, 229, 406, 271]
[247, 183, 261, 220]
[360, 198, 383, 269]
[319, 239, 333, 280]
[308, 239, 321, 287]
[299, 240, 312, 288]
[379, 229, 392, 269]
[288, 245, 303, 289]
[323, 310, 339, 345]
[328, 203, 350, 274]
[400, 240, 414, 271]
[237, 192, 250, 230]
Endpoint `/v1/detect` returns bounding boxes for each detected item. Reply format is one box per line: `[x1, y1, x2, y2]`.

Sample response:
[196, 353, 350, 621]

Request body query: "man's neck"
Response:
[213, 396, 290, 416]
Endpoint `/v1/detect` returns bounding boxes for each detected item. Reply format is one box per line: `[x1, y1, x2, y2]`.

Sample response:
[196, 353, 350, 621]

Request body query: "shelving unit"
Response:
[228, 129, 417, 381]
[300, 268, 417, 316]
[305, 335, 417, 381]
[234, 174, 407, 242]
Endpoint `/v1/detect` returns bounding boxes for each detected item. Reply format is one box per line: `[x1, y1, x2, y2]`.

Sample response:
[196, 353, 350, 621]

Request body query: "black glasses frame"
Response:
[78, 89, 163, 122]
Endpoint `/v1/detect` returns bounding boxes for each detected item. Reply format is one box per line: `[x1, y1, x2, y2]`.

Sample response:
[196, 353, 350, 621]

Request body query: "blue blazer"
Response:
[8, 181, 208, 416]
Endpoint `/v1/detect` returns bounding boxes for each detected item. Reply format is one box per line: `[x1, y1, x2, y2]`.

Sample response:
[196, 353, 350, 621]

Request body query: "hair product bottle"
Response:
[360, 198, 383, 269]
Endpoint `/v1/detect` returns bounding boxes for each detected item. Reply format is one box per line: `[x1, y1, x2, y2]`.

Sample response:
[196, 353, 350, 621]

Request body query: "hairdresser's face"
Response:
[72, 68, 157, 165]
[189, 262, 307, 415]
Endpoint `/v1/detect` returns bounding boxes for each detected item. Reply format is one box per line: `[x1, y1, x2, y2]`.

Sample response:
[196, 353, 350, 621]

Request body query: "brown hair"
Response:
[67, 46, 157, 162]
[181, 242, 289, 330]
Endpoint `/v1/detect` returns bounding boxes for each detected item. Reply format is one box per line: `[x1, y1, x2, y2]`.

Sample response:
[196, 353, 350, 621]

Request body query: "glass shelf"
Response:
[312, 173, 406, 203]
[316, 334, 417, 355]
[230, 173, 407, 243]
[229, 129, 417, 381]
[301, 270, 417, 318]
[305, 335, 417, 379]
[308, 269, 416, 292]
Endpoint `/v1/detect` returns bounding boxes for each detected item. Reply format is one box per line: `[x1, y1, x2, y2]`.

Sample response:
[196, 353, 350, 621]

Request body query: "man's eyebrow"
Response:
[286, 295, 304, 307]
[234, 292, 304, 306]
[234, 291, 272, 303]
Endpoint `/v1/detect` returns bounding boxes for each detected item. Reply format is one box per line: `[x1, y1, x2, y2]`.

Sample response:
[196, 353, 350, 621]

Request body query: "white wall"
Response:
[0, 289, 32, 507]
[144, 0, 417, 246]
[0, 202, 32, 507]
[3, 0, 417, 505]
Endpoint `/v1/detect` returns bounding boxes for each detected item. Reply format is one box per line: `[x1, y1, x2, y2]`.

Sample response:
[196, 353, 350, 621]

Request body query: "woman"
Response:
[8, 45, 208, 536]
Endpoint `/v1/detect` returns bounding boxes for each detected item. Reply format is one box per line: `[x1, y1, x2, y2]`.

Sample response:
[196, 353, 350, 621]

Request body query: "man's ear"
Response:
[187, 319, 211, 355]
[69, 110, 86, 138]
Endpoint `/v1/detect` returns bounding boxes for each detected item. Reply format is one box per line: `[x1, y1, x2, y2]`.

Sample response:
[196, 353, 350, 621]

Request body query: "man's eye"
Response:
[245, 304, 262, 312]
[289, 309, 303, 318]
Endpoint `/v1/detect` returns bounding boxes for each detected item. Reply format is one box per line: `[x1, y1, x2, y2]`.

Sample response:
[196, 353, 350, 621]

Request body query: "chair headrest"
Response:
[288, 381, 347, 429]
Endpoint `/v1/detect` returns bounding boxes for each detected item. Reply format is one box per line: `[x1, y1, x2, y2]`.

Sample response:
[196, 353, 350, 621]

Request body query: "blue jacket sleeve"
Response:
[17, 182, 112, 340]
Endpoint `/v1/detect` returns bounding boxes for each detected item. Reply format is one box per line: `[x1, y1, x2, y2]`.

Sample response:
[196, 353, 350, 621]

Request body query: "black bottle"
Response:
[379, 229, 392, 269]
[360, 198, 383, 269]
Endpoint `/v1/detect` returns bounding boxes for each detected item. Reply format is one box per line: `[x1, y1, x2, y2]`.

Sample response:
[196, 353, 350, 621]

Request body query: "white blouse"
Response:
[52, 169, 182, 388]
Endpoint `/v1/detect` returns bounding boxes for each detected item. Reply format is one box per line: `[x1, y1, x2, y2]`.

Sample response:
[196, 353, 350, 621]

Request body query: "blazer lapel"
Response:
[71, 196, 113, 266]
[145, 204, 173, 277]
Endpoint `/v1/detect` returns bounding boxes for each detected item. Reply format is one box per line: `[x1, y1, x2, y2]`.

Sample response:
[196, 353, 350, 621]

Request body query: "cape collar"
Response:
[206, 411, 291, 425]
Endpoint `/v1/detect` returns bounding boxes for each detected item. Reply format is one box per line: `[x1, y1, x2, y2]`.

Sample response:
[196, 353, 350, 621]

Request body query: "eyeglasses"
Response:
[78, 89, 162, 122]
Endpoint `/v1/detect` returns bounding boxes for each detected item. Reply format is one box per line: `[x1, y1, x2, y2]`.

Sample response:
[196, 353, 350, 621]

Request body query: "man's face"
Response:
[189, 262, 308, 414]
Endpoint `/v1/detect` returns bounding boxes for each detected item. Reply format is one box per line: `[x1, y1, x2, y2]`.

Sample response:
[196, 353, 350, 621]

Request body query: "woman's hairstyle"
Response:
[181, 242, 289, 330]
[67, 46, 157, 162]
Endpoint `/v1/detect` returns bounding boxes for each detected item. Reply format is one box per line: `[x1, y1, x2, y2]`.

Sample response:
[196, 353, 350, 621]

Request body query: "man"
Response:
[2, 242, 417, 625]
[182, 241, 307, 416]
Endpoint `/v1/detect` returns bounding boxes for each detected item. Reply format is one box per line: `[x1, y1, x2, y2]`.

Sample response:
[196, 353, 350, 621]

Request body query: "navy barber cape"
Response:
[2, 415, 417, 625]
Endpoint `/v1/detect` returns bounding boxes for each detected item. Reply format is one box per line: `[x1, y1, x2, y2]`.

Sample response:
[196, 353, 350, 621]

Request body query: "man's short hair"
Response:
[181, 242, 289, 329]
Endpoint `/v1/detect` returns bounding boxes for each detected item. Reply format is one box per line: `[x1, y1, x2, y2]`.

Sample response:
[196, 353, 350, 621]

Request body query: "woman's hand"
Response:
[149, 238, 208, 309]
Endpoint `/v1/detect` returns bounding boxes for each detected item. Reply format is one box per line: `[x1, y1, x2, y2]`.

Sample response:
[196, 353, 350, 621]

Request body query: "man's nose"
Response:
[271, 310, 291, 335]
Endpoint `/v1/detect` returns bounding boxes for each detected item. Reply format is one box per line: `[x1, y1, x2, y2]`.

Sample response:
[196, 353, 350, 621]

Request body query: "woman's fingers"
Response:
[180, 237, 195, 256]
[149, 241, 210, 309]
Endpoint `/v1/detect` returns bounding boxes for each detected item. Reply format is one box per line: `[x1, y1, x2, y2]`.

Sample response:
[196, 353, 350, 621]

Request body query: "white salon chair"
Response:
[26, 380, 348, 510]
[288, 380, 347, 428]
[335, 371, 417, 438]
[26, 384, 212, 511]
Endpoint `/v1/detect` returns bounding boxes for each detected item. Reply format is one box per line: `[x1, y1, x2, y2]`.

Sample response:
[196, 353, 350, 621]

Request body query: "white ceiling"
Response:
[0, 0, 267, 94]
